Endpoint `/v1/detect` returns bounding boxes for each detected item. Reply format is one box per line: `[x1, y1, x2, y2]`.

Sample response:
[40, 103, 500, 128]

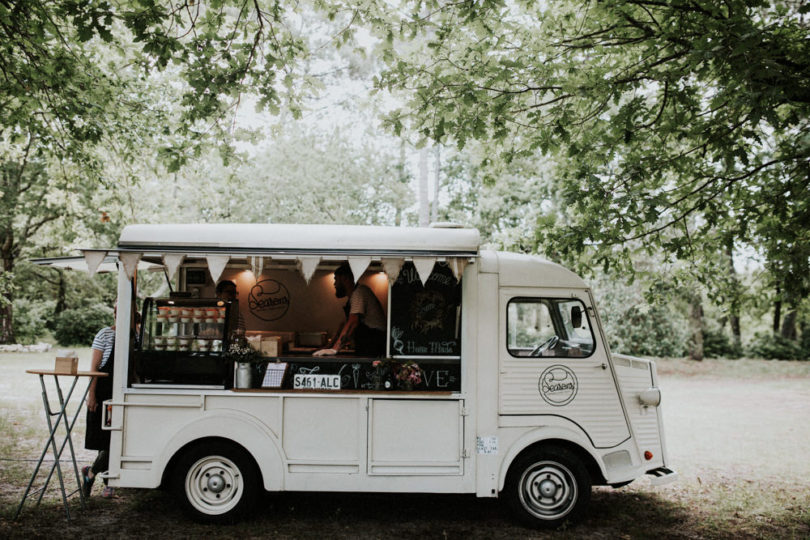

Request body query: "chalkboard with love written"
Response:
[389, 262, 461, 357]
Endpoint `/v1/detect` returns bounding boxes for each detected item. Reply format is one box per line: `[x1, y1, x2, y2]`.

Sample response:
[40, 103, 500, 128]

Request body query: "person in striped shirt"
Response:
[82, 311, 117, 498]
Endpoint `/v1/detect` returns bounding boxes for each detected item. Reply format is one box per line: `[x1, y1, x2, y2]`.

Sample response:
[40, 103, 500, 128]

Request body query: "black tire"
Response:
[504, 445, 591, 529]
[171, 440, 261, 524]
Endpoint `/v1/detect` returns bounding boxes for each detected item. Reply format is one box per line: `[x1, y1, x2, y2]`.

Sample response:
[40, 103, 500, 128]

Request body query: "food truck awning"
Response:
[117, 223, 481, 257]
[30, 255, 165, 274]
[69, 224, 481, 283]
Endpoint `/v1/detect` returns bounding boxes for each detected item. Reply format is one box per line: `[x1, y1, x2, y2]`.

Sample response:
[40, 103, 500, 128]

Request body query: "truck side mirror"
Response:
[571, 305, 583, 328]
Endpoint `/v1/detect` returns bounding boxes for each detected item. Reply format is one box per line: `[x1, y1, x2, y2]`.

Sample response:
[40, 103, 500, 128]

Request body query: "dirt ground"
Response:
[1, 355, 808, 539]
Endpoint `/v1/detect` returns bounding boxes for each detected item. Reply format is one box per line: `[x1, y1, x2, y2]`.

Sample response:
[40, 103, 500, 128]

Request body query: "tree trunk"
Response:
[773, 285, 782, 334]
[432, 145, 440, 223]
[55, 269, 66, 315]
[395, 142, 406, 227]
[0, 301, 12, 344]
[689, 297, 704, 361]
[0, 251, 14, 344]
[781, 309, 797, 340]
[418, 146, 429, 227]
[725, 240, 742, 349]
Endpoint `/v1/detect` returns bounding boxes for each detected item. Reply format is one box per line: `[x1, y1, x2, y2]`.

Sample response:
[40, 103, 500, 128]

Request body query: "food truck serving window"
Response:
[507, 298, 595, 358]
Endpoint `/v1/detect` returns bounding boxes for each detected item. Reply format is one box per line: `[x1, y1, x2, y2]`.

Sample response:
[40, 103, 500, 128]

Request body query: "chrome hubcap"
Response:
[539, 478, 558, 498]
[207, 473, 225, 493]
[519, 460, 578, 520]
[185, 455, 244, 515]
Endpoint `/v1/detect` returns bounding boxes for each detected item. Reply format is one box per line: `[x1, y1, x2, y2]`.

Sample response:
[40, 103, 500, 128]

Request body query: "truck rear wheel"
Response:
[505, 446, 590, 529]
[172, 440, 260, 524]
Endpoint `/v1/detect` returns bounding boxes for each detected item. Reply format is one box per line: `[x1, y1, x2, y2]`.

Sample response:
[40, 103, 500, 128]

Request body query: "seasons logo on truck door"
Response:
[538, 365, 578, 406]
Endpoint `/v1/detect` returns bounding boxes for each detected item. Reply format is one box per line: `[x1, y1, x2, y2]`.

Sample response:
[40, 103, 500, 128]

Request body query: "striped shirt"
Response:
[91, 327, 115, 369]
[349, 285, 386, 331]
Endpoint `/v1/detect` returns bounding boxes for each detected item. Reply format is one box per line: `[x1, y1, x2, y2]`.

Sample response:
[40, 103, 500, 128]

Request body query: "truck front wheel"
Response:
[172, 440, 260, 523]
[505, 446, 590, 528]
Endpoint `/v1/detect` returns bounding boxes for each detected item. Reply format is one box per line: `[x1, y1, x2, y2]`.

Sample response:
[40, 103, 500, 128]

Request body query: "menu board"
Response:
[389, 262, 461, 357]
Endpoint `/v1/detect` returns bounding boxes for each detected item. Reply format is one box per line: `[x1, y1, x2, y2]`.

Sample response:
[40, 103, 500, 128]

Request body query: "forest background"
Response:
[1, 0, 808, 361]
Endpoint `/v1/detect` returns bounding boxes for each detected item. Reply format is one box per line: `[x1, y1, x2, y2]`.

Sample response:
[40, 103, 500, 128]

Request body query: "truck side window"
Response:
[507, 298, 595, 358]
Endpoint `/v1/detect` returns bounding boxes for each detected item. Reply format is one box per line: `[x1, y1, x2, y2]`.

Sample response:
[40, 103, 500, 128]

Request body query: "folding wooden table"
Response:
[15, 369, 107, 520]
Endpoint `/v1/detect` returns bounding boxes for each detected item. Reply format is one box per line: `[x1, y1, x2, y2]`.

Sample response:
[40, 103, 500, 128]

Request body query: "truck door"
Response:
[498, 289, 630, 448]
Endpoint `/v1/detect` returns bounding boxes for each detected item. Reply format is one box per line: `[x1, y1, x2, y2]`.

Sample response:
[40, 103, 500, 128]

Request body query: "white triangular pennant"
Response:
[249, 256, 265, 279]
[413, 257, 436, 286]
[162, 254, 185, 280]
[119, 252, 141, 280]
[298, 256, 320, 285]
[382, 258, 404, 285]
[450, 258, 468, 281]
[83, 251, 107, 276]
[206, 255, 230, 283]
[348, 256, 371, 282]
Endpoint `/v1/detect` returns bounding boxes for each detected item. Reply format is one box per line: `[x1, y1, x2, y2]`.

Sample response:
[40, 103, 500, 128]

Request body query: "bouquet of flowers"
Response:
[394, 360, 422, 386]
[225, 342, 261, 364]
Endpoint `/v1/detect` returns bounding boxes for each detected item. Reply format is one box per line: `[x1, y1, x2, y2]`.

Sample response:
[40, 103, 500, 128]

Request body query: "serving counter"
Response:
[244, 352, 461, 392]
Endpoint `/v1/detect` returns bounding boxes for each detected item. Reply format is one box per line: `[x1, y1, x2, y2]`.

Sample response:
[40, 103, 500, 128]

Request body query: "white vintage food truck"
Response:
[74, 223, 676, 528]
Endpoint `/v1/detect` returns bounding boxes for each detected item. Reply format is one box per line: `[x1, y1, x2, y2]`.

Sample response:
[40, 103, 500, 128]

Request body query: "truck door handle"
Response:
[595, 363, 607, 370]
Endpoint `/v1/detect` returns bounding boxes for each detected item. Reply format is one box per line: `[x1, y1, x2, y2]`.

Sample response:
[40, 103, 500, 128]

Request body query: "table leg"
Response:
[38, 375, 73, 519]
[37, 375, 88, 509]
[14, 374, 77, 520]
[57, 375, 86, 507]
[13, 375, 51, 519]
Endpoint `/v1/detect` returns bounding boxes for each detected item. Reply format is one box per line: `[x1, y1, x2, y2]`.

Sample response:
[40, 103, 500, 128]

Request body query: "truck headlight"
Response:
[638, 388, 661, 407]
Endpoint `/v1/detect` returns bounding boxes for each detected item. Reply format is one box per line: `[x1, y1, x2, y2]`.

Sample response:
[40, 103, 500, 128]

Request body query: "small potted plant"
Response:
[394, 360, 422, 391]
[371, 359, 393, 390]
[227, 342, 261, 389]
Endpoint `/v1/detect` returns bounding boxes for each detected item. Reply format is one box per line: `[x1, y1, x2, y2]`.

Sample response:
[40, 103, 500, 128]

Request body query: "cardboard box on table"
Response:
[246, 331, 289, 357]
[54, 356, 78, 375]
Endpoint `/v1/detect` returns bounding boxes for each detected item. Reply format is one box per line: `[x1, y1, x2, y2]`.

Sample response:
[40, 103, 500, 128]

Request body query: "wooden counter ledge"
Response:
[231, 388, 453, 395]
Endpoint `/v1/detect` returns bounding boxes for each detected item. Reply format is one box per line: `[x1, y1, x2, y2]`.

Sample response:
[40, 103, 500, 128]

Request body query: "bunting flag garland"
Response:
[413, 257, 436, 286]
[450, 257, 468, 281]
[119, 252, 141, 280]
[382, 258, 404, 285]
[249, 256, 266, 279]
[83, 251, 107, 276]
[162, 254, 185, 280]
[348, 256, 371, 281]
[298, 256, 321, 285]
[206, 255, 230, 283]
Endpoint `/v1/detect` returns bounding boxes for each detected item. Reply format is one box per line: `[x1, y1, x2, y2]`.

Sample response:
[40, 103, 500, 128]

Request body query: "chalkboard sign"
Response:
[389, 262, 461, 356]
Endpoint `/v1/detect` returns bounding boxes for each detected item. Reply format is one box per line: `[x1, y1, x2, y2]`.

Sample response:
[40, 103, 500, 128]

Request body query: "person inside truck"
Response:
[216, 280, 246, 334]
[314, 262, 386, 357]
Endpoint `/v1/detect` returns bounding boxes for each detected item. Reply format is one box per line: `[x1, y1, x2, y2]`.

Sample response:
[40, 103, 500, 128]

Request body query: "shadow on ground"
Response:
[3, 486, 702, 540]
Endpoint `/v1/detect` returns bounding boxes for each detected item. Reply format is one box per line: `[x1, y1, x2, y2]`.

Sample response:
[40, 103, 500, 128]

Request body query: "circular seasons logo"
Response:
[248, 279, 290, 321]
[538, 365, 578, 406]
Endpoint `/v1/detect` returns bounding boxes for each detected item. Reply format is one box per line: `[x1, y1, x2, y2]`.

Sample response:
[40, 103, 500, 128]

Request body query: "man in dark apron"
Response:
[314, 262, 386, 357]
